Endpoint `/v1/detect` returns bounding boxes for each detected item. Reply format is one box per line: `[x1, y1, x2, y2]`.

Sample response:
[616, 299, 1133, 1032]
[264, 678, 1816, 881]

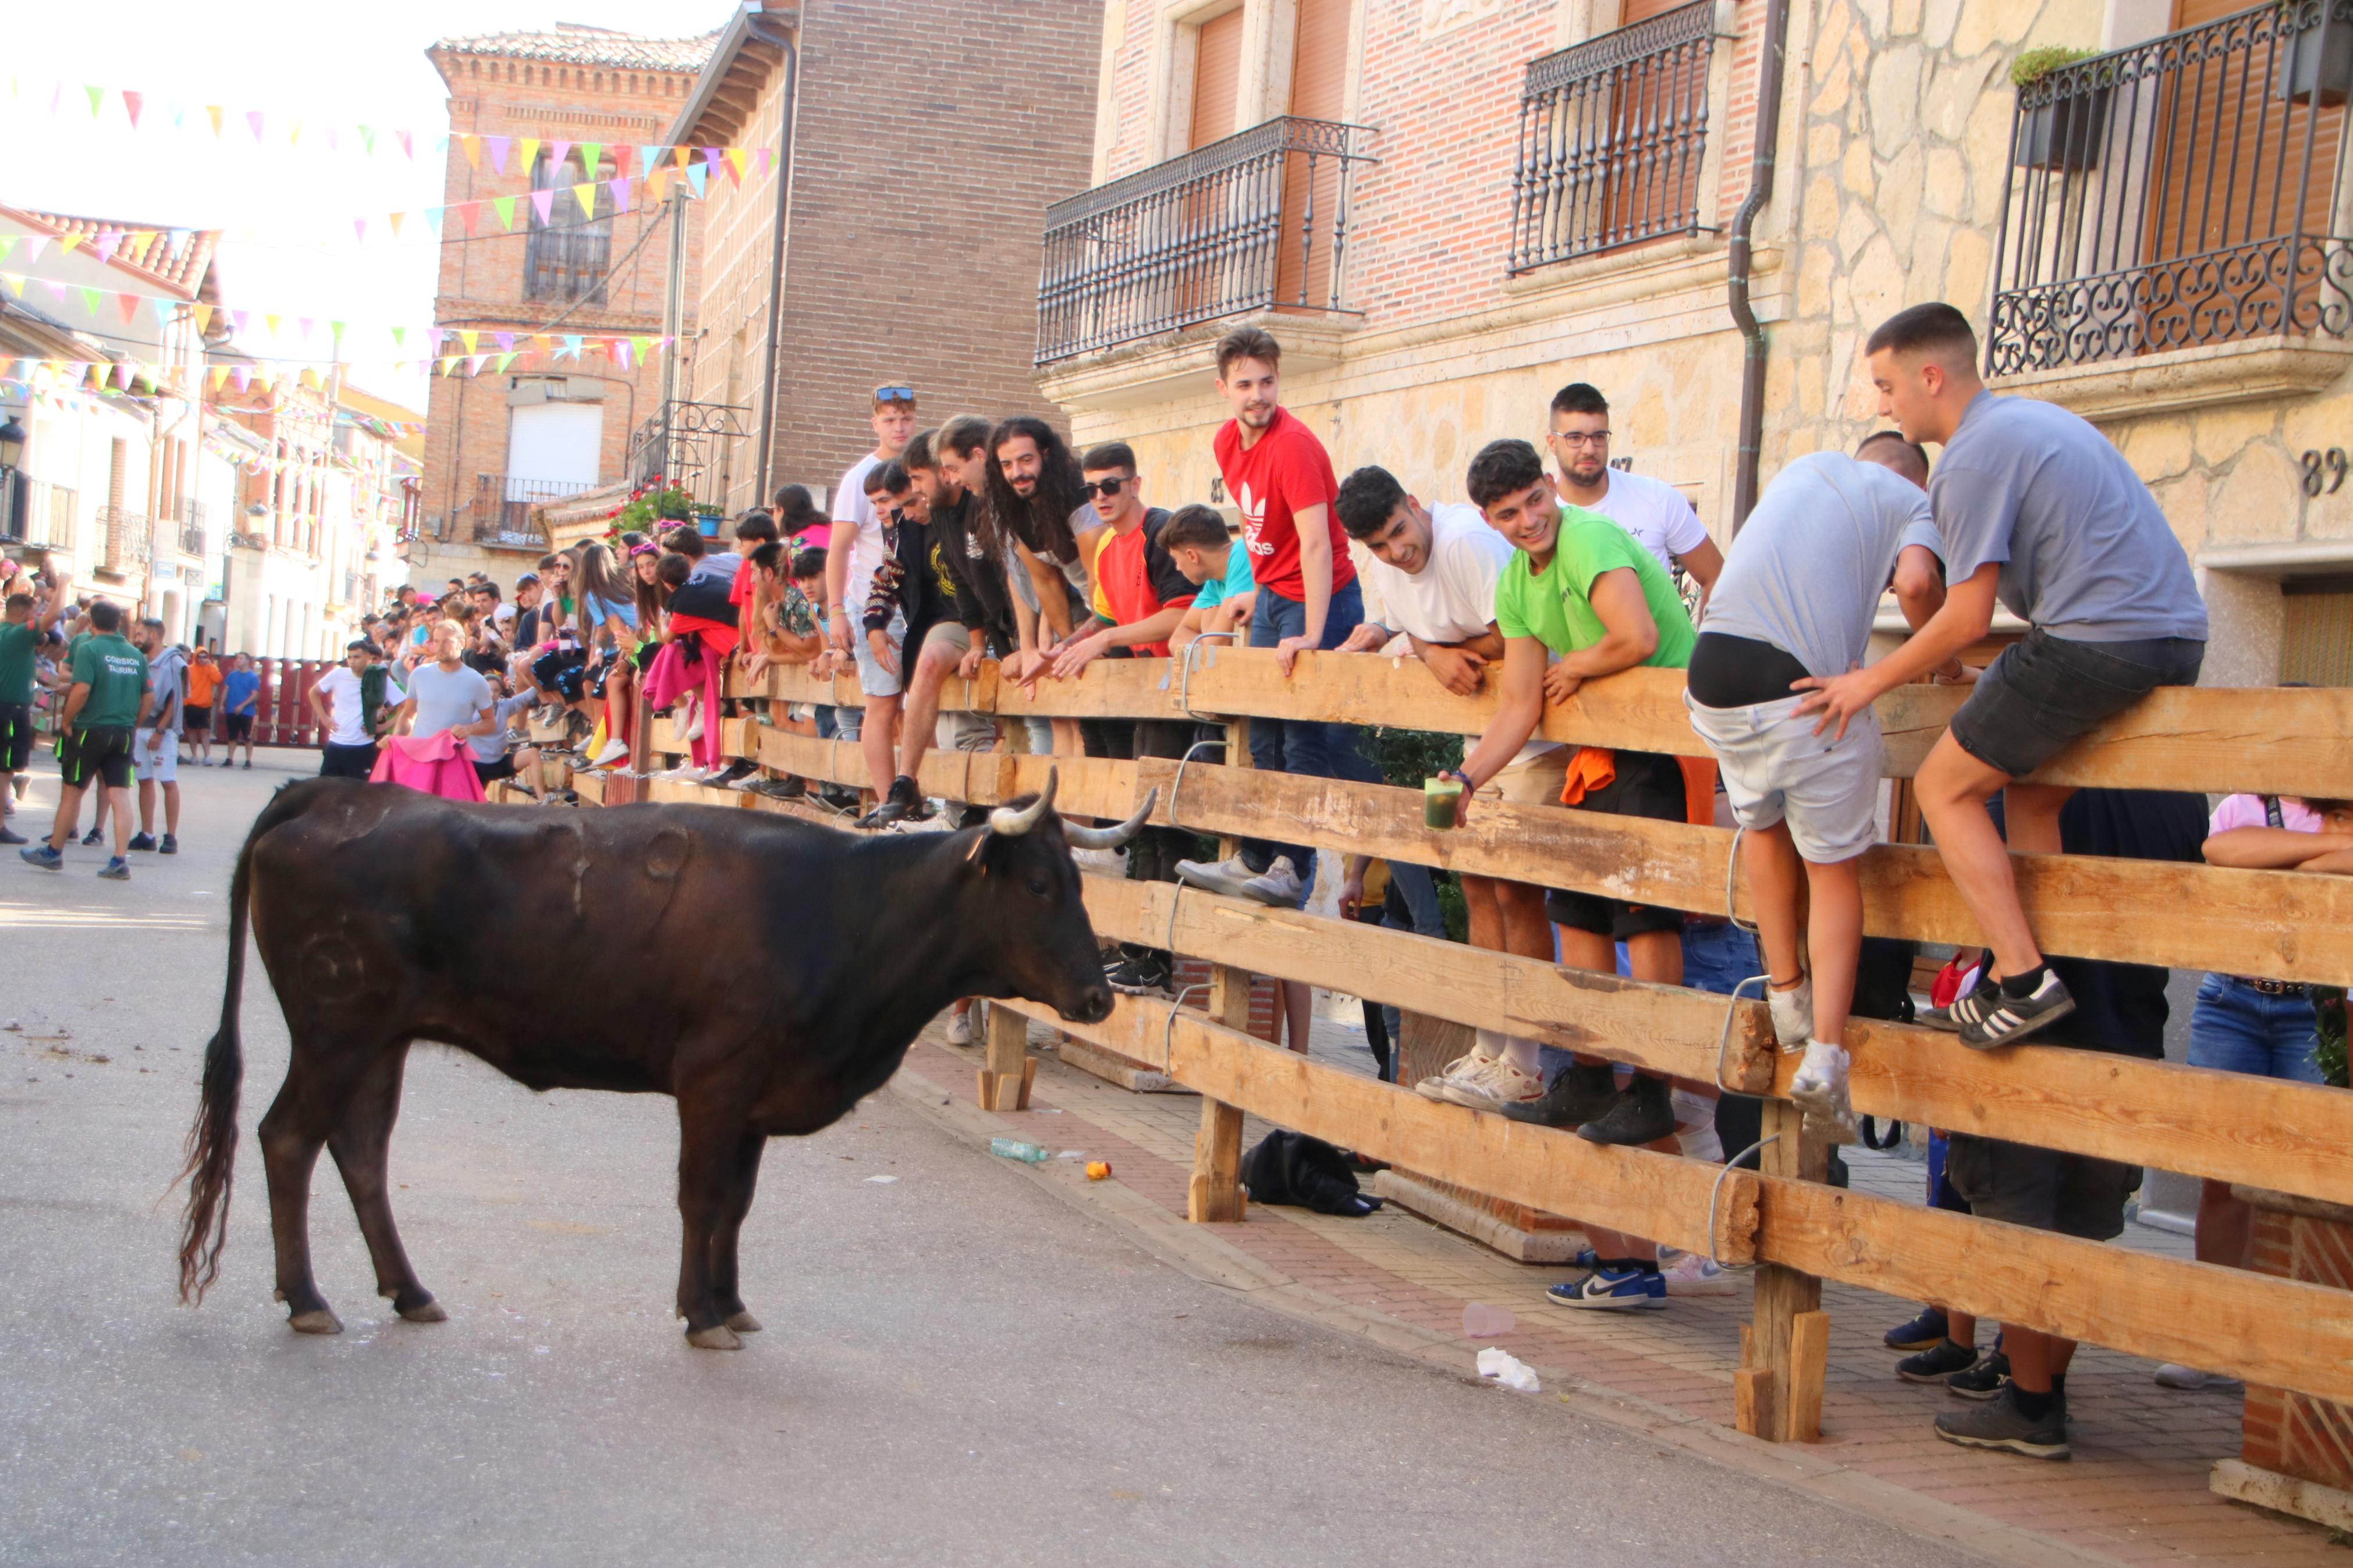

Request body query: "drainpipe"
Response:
[1726, 0, 1792, 532]
[752, 22, 801, 502]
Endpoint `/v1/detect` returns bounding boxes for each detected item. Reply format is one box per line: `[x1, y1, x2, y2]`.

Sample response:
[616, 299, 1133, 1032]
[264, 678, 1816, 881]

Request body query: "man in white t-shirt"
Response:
[1333, 465, 1561, 1112]
[822, 382, 916, 758]
[1546, 382, 1722, 610]
[308, 640, 403, 780]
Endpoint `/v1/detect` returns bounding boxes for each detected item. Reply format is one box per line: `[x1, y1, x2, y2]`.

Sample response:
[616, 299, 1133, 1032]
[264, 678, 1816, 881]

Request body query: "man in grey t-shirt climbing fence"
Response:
[1791, 303, 2208, 1051]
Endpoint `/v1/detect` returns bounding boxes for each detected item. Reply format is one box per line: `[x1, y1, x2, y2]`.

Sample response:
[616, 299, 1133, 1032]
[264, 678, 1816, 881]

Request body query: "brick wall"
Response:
[418, 44, 709, 546]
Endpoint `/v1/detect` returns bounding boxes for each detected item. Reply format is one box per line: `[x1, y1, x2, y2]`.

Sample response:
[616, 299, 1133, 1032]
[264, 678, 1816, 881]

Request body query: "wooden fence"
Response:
[518, 644, 2353, 1446]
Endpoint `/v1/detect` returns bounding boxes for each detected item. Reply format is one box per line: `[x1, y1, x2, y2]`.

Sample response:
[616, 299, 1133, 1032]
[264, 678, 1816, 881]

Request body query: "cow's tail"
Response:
[176, 781, 308, 1304]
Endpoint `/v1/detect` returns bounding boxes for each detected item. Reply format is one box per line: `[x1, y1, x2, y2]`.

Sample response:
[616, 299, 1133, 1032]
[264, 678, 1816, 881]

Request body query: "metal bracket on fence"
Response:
[1162, 980, 1208, 1066]
[1176, 631, 1239, 723]
[1165, 735, 1228, 841]
[1707, 1132, 1779, 1272]
[1714, 972, 1774, 1093]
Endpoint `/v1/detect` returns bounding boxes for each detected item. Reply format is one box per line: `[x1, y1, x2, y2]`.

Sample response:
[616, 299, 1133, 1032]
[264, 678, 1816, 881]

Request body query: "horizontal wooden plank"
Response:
[996, 993, 1758, 1265]
[737, 645, 2353, 799]
[1760, 1176, 2353, 1406]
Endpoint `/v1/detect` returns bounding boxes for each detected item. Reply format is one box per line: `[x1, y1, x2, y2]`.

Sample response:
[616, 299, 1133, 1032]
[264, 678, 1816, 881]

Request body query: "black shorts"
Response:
[533, 647, 588, 703]
[1948, 628, 2205, 780]
[1944, 1132, 2141, 1241]
[320, 741, 379, 780]
[61, 725, 135, 790]
[223, 712, 253, 741]
[0, 702, 31, 772]
[472, 754, 519, 785]
[1545, 748, 1690, 941]
[183, 705, 212, 731]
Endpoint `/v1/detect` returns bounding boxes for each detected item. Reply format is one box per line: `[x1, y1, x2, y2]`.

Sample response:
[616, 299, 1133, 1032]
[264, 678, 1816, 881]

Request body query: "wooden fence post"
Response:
[1188, 962, 1252, 1222]
[978, 1000, 1035, 1112]
[1741, 1098, 1829, 1441]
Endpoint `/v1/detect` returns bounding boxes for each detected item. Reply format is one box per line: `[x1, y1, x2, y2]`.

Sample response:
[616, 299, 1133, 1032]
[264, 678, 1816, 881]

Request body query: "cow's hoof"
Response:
[684, 1324, 743, 1351]
[396, 1297, 448, 1324]
[725, 1311, 762, 1334]
[288, 1309, 344, 1336]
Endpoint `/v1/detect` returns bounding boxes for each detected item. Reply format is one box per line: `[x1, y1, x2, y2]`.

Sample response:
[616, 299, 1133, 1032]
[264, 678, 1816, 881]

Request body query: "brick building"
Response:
[666, 0, 1100, 515]
[413, 22, 717, 589]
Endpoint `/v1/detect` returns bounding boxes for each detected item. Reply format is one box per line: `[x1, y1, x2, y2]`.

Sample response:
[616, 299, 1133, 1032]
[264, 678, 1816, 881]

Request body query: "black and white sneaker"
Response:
[1897, 1339, 1981, 1384]
[127, 832, 158, 852]
[1947, 1347, 2011, 1400]
[1951, 971, 2074, 1050]
[857, 776, 924, 829]
[1934, 1384, 2068, 1460]
[1106, 951, 1174, 997]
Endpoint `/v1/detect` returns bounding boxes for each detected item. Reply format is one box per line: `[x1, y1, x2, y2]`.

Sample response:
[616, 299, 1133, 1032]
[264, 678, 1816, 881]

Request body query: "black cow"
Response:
[176, 769, 1143, 1349]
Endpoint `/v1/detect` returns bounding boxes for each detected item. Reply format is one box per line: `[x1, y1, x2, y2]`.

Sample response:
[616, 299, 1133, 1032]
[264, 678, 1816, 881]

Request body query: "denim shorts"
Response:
[1688, 691, 1883, 863]
[1948, 627, 2204, 780]
[2187, 973, 2323, 1082]
[854, 611, 906, 700]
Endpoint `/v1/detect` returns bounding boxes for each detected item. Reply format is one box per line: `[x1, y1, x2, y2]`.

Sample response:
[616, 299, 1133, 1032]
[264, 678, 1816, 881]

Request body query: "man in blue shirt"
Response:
[218, 653, 260, 769]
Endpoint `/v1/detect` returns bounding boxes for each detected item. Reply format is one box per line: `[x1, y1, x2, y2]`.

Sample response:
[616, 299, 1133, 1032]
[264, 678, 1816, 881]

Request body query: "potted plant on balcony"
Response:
[2277, 0, 2353, 106]
[2012, 45, 2107, 170]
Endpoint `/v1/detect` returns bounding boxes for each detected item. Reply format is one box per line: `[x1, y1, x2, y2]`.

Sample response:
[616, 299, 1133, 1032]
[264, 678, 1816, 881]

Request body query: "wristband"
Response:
[1440, 769, 1474, 791]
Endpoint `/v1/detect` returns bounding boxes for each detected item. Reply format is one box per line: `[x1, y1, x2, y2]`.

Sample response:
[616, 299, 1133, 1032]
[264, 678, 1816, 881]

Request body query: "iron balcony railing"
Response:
[629, 399, 751, 510]
[176, 496, 208, 556]
[466, 474, 597, 547]
[1035, 116, 1376, 364]
[94, 505, 149, 573]
[1509, 0, 1719, 274]
[1989, 0, 2353, 374]
[38, 482, 77, 550]
[0, 471, 23, 545]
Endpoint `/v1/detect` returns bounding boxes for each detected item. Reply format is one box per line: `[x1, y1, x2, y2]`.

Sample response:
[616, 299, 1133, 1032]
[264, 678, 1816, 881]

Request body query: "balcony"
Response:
[1988, 0, 2353, 376]
[94, 506, 150, 576]
[1035, 116, 1376, 364]
[176, 496, 208, 557]
[629, 400, 750, 511]
[465, 475, 597, 549]
[1509, 0, 1719, 275]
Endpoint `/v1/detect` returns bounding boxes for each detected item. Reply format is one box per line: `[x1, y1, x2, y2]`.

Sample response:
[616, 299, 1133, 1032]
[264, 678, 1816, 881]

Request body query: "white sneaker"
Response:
[2154, 1363, 2234, 1391]
[592, 737, 630, 766]
[1790, 1040, 1858, 1144]
[682, 711, 705, 744]
[1768, 975, 1812, 1052]
[1238, 855, 1304, 907]
[1439, 1054, 1546, 1112]
[946, 1010, 974, 1047]
[1174, 852, 1258, 897]
[1655, 1247, 1739, 1296]
[1415, 1047, 1498, 1103]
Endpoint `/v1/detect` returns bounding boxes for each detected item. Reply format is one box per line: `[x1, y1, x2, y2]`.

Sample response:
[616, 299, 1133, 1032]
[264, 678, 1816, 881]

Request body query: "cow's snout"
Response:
[1067, 983, 1113, 1025]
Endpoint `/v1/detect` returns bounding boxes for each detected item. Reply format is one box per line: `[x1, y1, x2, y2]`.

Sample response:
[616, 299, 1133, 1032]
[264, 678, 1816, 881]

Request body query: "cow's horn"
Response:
[1063, 788, 1158, 851]
[987, 766, 1058, 837]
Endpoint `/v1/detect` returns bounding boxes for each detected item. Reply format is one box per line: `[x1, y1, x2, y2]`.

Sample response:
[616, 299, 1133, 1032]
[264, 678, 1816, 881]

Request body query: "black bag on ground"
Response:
[1241, 1131, 1383, 1218]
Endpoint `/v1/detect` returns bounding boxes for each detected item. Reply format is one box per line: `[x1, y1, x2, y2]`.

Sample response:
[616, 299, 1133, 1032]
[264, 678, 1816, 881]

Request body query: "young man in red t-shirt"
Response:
[1174, 326, 1369, 908]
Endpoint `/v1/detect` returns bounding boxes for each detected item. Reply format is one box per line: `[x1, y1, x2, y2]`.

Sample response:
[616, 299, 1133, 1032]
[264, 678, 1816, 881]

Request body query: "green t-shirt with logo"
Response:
[69, 632, 150, 729]
[0, 621, 33, 706]
[1492, 506, 1696, 670]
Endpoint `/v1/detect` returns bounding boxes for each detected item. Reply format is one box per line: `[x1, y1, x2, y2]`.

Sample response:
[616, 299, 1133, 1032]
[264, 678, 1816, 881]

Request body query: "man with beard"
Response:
[984, 414, 1099, 758]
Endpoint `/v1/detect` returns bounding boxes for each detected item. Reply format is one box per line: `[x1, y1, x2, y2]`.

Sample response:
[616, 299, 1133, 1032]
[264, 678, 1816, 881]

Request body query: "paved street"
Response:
[0, 758, 1989, 1567]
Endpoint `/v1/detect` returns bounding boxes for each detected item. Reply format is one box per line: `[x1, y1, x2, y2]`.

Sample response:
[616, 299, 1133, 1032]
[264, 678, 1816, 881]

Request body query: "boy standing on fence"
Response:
[1685, 436, 1949, 1141]
[1794, 303, 2208, 1050]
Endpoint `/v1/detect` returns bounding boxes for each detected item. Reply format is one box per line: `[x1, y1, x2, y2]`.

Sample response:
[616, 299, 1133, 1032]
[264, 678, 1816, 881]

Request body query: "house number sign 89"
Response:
[2301, 448, 2348, 496]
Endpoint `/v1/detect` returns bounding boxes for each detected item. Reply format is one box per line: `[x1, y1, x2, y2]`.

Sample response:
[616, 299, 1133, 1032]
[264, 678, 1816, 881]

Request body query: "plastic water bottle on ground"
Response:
[990, 1137, 1049, 1164]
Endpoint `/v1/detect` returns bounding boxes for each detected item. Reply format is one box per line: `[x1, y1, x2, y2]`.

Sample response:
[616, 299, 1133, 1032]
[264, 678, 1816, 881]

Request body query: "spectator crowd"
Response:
[6, 300, 2344, 1464]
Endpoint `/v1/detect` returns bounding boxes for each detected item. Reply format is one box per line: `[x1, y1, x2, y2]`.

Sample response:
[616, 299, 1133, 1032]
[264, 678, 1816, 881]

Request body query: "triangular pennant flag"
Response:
[76, 285, 100, 315]
[702, 146, 722, 170]
[423, 207, 443, 236]
[530, 188, 554, 225]
[458, 330, 478, 354]
[496, 351, 518, 372]
[326, 126, 340, 153]
[297, 317, 315, 340]
[232, 308, 250, 334]
[329, 321, 345, 347]
[611, 145, 634, 179]
[94, 232, 120, 265]
[17, 236, 43, 263]
[459, 134, 481, 169]
[439, 357, 457, 378]
[487, 135, 511, 174]
[725, 147, 748, 184]
[608, 176, 629, 212]
[754, 146, 773, 182]
[246, 109, 265, 142]
[114, 360, 134, 389]
[637, 144, 664, 178]
[170, 103, 186, 132]
[612, 339, 631, 370]
[561, 334, 583, 360]
[288, 118, 303, 148]
[468, 354, 491, 376]
[686, 162, 707, 198]
[0, 273, 19, 298]
[647, 166, 670, 201]
[494, 332, 515, 353]
[387, 211, 406, 240]
[208, 365, 229, 391]
[265, 313, 283, 336]
[232, 365, 252, 392]
[579, 142, 602, 175]
[673, 145, 692, 169]
[391, 326, 406, 350]
[116, 293, 139, 326]
[573, 183, 597, 219]
[631, 335, 652, 360]
[458, 202, 481, 237]
[550, 138, 573, 172]
[397, 129, 413, 158]
[150, 295, 173, 327]
[59, 233, 85, 255]
[0, 237, 14, 265]
[84, 84, 104, 116]
[205, 104, 223, 137]
[516, 137, 540, 171]
[191, 303, 211, 333]
[121, 89, 143, 128]
[360, 125, 375, 155]
[354, 217, 368, 243]
[492, 195, 517, 232]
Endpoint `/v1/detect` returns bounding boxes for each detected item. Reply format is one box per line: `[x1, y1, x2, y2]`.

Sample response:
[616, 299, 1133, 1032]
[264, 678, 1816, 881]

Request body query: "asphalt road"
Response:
[0, 755, 1988, 1567]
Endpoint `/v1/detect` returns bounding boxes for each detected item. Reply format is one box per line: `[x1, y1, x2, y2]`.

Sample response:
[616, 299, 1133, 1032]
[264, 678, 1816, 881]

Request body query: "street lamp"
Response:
[0, 414, 25, 473]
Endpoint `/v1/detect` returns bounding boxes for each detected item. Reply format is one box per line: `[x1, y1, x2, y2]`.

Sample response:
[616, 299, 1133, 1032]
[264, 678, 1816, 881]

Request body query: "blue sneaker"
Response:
[97, 856, 130, 881]
[19, 842, 63, 871]
[1546, 1265, 1666, 1311]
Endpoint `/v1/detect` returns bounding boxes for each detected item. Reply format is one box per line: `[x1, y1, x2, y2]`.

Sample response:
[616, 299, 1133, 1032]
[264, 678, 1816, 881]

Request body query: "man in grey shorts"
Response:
[1687, 435, 1948, 1137]
[1793, 303, 2208, 1051]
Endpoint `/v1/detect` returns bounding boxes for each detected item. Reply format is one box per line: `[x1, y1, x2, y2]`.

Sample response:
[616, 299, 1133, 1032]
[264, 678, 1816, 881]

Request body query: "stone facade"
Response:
[414, 24, 713, 587]
[1040, 0, 2353, 687]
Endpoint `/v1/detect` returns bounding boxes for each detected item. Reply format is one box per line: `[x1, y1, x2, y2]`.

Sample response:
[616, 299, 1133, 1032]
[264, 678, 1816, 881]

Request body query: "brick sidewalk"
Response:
[895, 1019, 2341, 1566]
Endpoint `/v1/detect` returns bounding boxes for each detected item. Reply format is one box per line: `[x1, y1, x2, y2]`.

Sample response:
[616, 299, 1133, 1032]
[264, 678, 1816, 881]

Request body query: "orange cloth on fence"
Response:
[1677, 753, 1719, 826]
[1557, 745, 1618, 807]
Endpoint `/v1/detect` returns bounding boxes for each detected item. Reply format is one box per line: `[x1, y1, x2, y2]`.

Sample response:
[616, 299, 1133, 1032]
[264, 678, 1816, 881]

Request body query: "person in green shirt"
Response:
[0, 567, 73, 846]
[22, 598, 151, 879]
[1435, 438, 1702, 1309]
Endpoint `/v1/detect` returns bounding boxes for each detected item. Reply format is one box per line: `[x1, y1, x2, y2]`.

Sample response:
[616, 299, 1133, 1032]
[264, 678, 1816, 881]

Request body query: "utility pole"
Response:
[656, 186, 688, 483]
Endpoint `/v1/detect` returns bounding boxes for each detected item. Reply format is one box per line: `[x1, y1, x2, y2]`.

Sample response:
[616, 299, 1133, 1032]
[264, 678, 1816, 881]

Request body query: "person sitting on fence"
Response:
[1444, 437, 1698, 1310]
[1794, 303, 2209, 1051]
[1684, 436, 1950, 1143]
[2145, 786, 2353, 1392]
[1331, 463, 1563, 1115]
[1163, 504, 1257, 656]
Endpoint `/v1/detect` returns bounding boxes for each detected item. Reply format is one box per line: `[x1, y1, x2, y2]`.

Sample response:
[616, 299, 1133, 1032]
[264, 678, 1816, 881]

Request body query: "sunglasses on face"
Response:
[874, 384, 914, 405]
[1082, 475, 1133, 500]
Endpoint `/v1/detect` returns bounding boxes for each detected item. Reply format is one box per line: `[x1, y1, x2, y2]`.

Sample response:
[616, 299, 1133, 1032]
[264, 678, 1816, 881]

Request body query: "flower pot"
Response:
[2277, 12, 2353, 106]
[2014, 87, 2110, 170]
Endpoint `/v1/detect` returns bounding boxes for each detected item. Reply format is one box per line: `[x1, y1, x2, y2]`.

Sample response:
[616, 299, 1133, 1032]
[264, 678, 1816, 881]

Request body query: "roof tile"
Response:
[430, 22, 718, 73]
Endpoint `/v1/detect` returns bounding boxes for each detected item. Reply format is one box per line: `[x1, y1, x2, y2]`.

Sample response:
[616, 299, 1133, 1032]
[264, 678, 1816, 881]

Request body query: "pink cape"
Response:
[369, 732, 488, 802]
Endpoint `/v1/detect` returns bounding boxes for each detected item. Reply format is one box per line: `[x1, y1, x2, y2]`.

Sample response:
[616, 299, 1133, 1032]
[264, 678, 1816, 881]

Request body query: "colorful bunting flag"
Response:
[492, 195, 516, 232]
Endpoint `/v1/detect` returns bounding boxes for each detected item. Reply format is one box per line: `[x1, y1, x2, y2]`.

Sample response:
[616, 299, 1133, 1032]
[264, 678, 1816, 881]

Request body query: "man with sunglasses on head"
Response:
[825, 383, 917, 791]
